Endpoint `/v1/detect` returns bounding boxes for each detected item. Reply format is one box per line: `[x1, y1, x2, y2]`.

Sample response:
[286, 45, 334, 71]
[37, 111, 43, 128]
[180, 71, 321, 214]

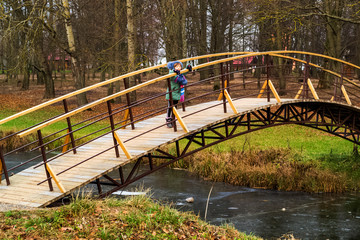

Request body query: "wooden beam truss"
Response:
[96, 102, 360, 197]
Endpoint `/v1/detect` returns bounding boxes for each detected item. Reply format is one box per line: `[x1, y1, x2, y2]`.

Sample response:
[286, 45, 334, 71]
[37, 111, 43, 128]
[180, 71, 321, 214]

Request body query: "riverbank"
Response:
[0, 194, 261, 240]
[163, 125, 360, 193]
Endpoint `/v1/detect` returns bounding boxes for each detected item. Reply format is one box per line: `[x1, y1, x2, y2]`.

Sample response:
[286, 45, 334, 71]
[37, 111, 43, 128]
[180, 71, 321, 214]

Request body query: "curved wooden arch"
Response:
[98, 99, 360, 197]
[14, 51, 360, 137]
[2, 50, 359, 127]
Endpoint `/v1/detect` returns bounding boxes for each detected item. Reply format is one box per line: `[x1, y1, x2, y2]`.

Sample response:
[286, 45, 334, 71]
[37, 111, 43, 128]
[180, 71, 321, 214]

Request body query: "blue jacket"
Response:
[166, 61, 188, 100]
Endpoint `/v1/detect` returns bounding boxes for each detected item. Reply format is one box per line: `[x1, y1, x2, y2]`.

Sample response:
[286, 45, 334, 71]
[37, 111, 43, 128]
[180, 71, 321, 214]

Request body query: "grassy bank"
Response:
[0, 194, 260, 240]
[165, 125, 360, 193]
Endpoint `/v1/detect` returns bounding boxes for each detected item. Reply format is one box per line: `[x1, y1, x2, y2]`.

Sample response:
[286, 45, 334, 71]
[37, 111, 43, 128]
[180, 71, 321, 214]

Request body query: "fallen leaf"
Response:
[61, 227, 74, 232]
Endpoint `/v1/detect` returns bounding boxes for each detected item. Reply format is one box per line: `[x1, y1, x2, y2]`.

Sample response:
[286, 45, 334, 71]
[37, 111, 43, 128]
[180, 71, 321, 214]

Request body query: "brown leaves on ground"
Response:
[0, 196, 261, 240]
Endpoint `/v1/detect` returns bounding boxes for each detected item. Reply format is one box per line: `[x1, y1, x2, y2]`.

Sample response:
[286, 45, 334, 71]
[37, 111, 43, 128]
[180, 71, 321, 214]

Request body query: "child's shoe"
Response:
[166, 118, 173, 128]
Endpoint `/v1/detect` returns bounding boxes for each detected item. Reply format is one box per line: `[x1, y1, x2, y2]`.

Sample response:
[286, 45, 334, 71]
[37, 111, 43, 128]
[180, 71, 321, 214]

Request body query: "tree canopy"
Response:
[0, 0, 359, 103]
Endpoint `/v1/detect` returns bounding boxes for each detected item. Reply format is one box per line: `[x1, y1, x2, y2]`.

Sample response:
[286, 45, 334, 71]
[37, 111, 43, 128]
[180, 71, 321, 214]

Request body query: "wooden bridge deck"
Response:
[0, 98, 287, 208]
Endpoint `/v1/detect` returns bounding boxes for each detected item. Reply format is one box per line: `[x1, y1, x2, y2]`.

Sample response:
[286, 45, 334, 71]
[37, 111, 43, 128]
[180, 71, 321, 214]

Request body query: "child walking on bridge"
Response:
[166, 61, 192, 128]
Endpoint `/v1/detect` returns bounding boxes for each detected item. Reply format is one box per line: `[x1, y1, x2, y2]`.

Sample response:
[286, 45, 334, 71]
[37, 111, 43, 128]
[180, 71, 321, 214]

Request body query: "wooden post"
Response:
[172, 108, 189, 133]
[294, 85, 304, 99]
[114, 132, 132, 159]
[341, 85, 352, 105]
[46, 163, 66, 193]
[121, 109, 130, 129]
[217, 80, 227, 100]
[61, 130, 71, 153]
[267, 80, 281, 103]
[257, 80, 268, 98]
[307, 78, 319, 100]
[224, 90, 238, 114]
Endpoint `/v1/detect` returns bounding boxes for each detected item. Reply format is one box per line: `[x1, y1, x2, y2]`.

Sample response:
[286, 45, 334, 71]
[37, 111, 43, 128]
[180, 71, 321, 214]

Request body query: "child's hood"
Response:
[166, 61, 183, 70]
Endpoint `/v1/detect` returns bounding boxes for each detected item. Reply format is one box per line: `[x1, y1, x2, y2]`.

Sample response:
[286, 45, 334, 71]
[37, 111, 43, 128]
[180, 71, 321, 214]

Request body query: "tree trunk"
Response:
[275, 18, 286, 95]
[127, 0, 136, 101]
[180, 0, 187, 59]
[209, 0, 226, 90]
[320, 0, 343, 88]
[112, 0, 122, 102]
[356, 24, 360, 78]
[21, 65, 30, 90]
[228, 1, 234, 80]
[62, 0, 88, 106]
[198, 0, 208, 81]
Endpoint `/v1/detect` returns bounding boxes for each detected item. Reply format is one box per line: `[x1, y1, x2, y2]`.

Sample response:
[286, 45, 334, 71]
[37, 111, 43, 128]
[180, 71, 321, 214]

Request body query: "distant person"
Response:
[165, 61, 192, 128]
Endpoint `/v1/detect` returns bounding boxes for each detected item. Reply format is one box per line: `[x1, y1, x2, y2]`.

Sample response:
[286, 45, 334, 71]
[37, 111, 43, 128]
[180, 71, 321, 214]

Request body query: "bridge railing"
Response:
[0, 51, 359, 192]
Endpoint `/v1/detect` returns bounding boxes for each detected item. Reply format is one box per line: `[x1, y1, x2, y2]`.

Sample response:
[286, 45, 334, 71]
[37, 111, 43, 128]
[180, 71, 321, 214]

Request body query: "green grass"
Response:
[0, 107, 111, 150]
[0, 195, 262, 239]
[162, 124, 360, 192]
[208, 125, 359, 178]
[205, 125, 353, 158]
[169, 124, 355, 165]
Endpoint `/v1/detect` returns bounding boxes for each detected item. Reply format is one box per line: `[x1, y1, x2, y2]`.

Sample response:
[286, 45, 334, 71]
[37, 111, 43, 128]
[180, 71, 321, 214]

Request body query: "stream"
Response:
[3, 152, 360, 239]
[109, 167, 360, 240]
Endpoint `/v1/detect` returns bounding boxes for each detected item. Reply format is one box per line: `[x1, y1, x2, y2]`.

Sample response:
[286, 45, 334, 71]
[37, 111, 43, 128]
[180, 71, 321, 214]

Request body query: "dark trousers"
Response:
[167, 100, 179, 118]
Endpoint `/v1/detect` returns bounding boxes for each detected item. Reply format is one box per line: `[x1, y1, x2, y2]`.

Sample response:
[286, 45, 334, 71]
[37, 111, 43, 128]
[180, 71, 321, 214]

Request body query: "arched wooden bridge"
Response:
[1, 51, 360, 208]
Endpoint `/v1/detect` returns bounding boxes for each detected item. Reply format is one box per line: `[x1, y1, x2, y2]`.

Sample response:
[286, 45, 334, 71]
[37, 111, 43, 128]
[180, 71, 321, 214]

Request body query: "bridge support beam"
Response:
[94, 101, 360, 198]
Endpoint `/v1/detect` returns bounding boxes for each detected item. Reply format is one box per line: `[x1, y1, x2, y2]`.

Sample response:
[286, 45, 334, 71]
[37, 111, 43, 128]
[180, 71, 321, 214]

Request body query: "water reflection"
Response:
[116, 168, 360, 240]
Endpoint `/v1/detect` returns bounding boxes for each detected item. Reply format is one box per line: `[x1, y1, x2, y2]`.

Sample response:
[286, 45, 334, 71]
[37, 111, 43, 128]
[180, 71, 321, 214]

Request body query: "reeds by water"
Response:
[169, 148, 351, 193]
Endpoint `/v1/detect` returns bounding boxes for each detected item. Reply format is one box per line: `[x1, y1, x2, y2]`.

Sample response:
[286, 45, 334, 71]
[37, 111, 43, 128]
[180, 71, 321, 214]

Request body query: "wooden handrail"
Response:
[269, 53, 360, 89]
[1, 51, 358, 137]
[0, 52, 247, 126]
[2, 51, 360, 126]
[19, 54, 259, 137]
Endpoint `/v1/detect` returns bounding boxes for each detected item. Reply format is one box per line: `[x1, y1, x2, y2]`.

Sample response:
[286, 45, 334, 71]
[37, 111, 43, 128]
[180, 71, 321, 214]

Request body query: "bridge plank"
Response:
[0, 98, 287, 207]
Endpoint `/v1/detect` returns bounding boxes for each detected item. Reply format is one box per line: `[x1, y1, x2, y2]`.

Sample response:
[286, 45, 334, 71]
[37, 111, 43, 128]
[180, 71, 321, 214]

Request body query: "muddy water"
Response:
[4, 153, 360, 239]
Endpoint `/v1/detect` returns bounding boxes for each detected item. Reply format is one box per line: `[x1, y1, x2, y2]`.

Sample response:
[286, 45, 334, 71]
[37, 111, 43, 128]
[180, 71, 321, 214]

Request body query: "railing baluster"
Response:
[107, 101, 120, 158]
[37, 130, 53, 191]
[242, 57, 246, 88]
[0, 146, 10, 185]
[63, 99, 76, 154]
[221, 63, 227, 113]
[266, 55, 270, 102]
[167, 78, 177, 132]
[123, 78, 135, 130]
[226, 61, 230, 94]
[339, 64, 345, 102]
